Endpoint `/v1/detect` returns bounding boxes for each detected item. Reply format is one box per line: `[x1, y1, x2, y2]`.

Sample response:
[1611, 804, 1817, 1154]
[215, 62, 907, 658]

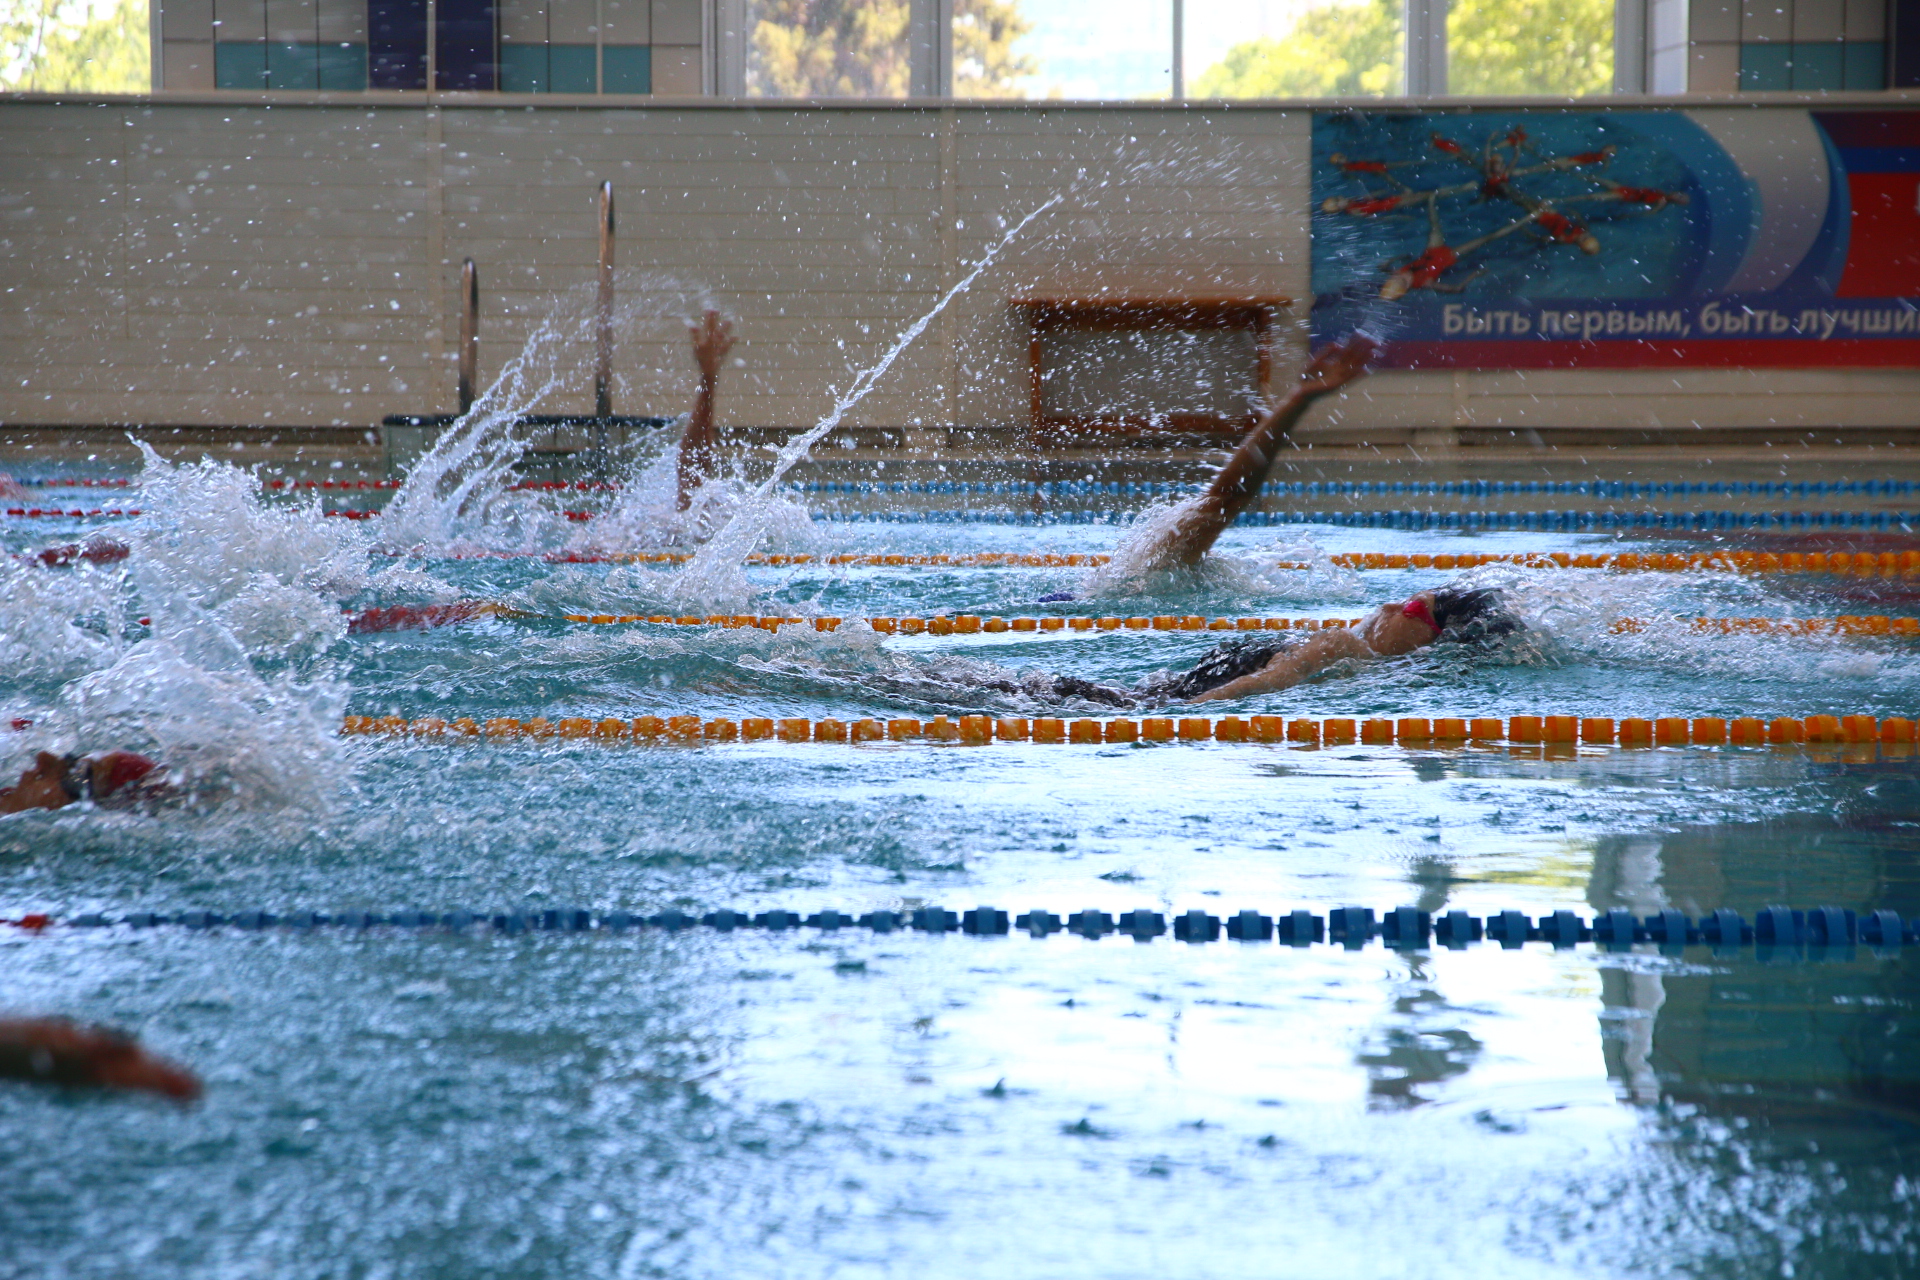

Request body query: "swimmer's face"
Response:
[1379, 271, 1413, 301]
[1359, 593, 1443, 656]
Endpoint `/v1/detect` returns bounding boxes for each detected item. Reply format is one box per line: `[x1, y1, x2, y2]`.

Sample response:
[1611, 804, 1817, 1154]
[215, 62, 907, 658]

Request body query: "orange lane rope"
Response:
[342, 712, 1916, 750]
[554, 612, 1920, 637]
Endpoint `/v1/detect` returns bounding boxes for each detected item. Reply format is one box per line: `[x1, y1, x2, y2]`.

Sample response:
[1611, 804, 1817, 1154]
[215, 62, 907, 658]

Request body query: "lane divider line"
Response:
[358, 549, 1920, 573]
[9, 904, 1913, 951]
[339, 712, 1918, 749]
[547, 612, 1920, 637]
[811, 510, 1920, 532]
[23, 476, 1920, 500]
[288, 508, 1920, 534]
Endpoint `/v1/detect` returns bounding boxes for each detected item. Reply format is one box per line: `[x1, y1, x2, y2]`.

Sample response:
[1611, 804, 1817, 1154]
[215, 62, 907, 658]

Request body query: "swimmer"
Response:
[677, 309, 734, 511]
[1126, 330, 1381, 573]
[345, 600, 531, 634]
[1010, 586, 1519, 708]
[0, 750, 168, 814]
[1002, 335, 1519, 705]
[22, 535, 129, 568]
[0, 1017, 201, 1101]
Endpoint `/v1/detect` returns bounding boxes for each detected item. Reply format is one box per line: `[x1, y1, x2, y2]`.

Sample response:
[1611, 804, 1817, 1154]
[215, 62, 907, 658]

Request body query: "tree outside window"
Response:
[1, 0, 149, 92]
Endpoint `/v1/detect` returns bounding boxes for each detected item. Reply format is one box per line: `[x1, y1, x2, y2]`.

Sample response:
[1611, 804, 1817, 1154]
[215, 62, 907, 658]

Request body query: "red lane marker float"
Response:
[264, 479, 402, 490]
[4, 508, 140, 518]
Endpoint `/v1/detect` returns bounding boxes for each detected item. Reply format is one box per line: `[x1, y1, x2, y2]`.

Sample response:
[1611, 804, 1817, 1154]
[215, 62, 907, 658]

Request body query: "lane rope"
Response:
[18, 476, 1916, 499]
[340, 712, 1918, 749]
[289, 508, 1920, 533]
[544, 612, 1920, 637]
[7, 904, 1913, 951]
[351, 549, 1920, 574]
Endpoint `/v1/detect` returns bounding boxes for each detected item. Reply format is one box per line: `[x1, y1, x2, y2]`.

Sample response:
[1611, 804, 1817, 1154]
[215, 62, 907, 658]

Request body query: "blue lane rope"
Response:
[24, 905, 1916, 952]
[806, 509, 1920, 531]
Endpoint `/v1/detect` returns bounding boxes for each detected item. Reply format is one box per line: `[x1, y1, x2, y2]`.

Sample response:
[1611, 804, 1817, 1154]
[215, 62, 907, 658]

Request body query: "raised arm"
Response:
[676, 310, 734, 511]
[1141, 332, 1379, 569]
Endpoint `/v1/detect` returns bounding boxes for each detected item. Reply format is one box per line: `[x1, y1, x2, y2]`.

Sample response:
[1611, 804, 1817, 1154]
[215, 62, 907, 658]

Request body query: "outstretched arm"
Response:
[1141, 333, 1379, 570]
[676, 310, 734, 512]
[1184, 627, 1372, 701]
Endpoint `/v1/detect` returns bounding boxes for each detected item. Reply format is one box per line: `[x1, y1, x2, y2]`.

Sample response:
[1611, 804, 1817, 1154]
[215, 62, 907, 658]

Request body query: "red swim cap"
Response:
[1401, 595, 1441, 633]
[92, 752, 157, 797]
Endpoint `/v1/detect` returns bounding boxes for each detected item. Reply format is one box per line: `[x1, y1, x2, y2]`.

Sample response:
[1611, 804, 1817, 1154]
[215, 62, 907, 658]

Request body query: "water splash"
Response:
[566, 422, 819, 554]
[377, 311, 576, 555]
[669, 196, 1065, 606]
[0, 556, 126, 690]
[380, 278, 715, 555]
[126, 444, 384, 662]
[2, 447, 372, 818]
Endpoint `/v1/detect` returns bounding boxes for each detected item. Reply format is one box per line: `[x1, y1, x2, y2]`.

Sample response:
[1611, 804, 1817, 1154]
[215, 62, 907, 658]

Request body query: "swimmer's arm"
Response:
[1184, 628, 1371, 701]
[1145, 334, 1380, 570]
[676, 311, 733, 512]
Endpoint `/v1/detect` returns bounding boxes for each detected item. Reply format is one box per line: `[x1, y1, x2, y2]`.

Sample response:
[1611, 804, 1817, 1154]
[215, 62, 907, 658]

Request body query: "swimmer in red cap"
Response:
[0, 1017, 201, 1101]
[0, 750, 167, 814]
[21, 535, 129, 568]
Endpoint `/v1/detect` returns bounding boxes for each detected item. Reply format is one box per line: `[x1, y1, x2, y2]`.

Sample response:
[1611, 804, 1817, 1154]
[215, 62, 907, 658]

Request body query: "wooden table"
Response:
[1011, 294, 1294, 440]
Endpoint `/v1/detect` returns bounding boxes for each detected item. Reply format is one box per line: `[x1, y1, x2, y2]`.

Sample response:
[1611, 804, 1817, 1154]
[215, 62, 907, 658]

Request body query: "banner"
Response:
[1309, 108, 1920, 368]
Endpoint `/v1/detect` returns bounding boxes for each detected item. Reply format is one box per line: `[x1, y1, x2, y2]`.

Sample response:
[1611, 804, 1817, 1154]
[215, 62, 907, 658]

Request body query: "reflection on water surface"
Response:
[4, 510, 1918, 1277]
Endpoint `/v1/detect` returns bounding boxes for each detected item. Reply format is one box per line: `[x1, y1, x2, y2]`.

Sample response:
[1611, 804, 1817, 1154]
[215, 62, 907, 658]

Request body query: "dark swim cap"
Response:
[1428, 587, 1520, 640]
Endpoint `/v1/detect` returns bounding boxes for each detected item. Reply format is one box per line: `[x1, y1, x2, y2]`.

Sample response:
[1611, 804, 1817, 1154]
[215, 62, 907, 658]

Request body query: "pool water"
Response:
[4, 464, 1920, 1278]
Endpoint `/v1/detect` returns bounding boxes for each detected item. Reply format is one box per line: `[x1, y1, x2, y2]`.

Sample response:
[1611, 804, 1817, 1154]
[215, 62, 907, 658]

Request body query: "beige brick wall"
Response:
[3, 94, 1917, 437]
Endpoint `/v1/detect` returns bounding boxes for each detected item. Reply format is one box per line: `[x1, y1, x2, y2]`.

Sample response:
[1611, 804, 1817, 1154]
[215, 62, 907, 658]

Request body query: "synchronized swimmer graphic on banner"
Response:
[1310, 109, 1920, 368]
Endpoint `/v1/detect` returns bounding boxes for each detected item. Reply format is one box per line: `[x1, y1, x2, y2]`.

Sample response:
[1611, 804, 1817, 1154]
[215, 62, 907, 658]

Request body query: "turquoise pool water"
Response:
[4, 463, 1919, 1278]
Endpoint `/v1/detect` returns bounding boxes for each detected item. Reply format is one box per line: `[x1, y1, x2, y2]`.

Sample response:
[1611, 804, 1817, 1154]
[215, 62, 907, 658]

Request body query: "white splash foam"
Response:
[669, 196, 1064, 608]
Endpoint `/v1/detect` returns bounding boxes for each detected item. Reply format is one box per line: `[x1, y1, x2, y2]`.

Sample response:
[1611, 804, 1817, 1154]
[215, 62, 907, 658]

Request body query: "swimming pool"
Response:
[4, 460, 1919, 1278]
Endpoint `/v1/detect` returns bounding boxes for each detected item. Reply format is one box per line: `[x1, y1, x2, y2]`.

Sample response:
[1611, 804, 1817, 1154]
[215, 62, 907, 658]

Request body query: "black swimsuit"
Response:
[1046, 635, 1299, 708]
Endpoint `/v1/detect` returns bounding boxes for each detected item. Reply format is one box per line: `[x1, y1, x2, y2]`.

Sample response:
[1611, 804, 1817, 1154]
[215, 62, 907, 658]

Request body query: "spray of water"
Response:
[2, 446, 374, 817]
[380, 277, 718, 554]
[377, 311, 576, 554]
[669, 196, 1065, 606]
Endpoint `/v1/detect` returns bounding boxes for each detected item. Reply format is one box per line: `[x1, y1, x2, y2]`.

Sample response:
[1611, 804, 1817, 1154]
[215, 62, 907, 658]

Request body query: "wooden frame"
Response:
[1012, 294, 1293, 440]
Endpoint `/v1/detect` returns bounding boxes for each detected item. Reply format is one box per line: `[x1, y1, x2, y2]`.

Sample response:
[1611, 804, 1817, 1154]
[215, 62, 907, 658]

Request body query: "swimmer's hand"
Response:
[691, 310, 734, 379]
[1296, 332, 1380, 397]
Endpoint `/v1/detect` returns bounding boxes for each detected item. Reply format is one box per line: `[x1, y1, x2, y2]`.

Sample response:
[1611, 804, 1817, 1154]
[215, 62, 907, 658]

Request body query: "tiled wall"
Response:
[7, 99, 1918, 437]
[1687, 0, 1888, 90]
[159, 0, 702, 92]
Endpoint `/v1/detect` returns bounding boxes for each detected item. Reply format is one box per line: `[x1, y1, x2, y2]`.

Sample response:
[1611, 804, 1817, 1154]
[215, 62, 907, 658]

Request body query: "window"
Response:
[1188, 0, 1404, 98]
[1447, 0, 1613, 95]
[745, 0, 910, 96]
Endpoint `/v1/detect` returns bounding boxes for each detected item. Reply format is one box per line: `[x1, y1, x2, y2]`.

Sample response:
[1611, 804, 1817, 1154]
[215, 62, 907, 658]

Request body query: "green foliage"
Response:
[1191, 0, 1613, 99]
[952, 0, 1036, 98]
[1190, 0, 1401, 99]
[1447, 0, 1612, 95]
[746, 0, 1033, 98]
[747, 0, 911, 97]
[1, 0, 148, 93]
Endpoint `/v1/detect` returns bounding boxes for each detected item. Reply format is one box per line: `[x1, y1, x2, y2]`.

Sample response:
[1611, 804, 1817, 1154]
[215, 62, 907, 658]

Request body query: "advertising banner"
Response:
[1309, 109, 1920, 368]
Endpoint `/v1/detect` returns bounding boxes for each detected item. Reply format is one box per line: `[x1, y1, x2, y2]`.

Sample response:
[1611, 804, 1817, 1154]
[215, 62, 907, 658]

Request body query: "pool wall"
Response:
[4, 91, 1920, 449]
